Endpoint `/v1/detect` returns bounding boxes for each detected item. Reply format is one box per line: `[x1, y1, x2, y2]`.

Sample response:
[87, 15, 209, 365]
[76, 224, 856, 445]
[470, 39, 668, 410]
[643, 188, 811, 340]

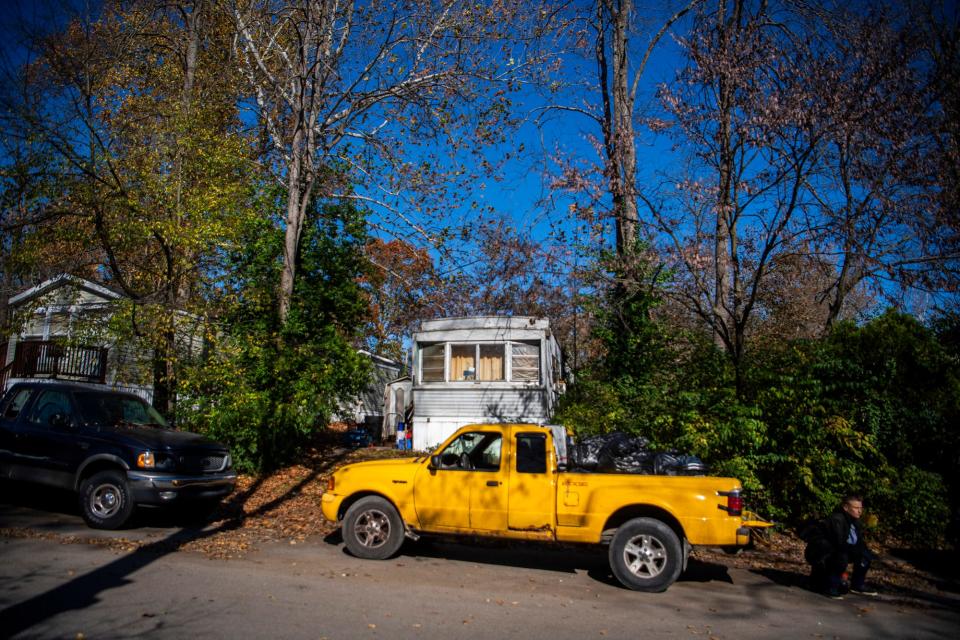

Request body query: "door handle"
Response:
[486, 480, 501, 487]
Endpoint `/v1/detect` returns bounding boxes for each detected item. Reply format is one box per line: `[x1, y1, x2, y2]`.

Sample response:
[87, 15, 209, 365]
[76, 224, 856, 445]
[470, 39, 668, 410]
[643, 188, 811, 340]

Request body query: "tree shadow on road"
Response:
[0, 444, 354, 637]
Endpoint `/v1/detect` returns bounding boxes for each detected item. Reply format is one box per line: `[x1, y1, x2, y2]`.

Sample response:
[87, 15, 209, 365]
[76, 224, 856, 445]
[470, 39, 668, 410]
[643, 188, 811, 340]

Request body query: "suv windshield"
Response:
[75, 391, 169, 428]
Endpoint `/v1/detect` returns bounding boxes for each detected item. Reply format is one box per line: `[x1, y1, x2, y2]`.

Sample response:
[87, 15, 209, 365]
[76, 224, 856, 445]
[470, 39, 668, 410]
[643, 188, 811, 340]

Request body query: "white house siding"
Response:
[3, 276, 158, 400]
[411, 386, 549, 450]
[408, 316, 564, 450]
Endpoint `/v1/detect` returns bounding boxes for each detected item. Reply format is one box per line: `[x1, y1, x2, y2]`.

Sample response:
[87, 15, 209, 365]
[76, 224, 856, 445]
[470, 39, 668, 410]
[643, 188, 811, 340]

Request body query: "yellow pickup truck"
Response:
[322, 423, 767, 592]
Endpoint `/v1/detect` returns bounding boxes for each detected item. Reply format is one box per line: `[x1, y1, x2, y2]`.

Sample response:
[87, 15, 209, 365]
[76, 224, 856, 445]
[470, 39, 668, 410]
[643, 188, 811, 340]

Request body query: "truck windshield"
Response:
[75, 392, 169, 428]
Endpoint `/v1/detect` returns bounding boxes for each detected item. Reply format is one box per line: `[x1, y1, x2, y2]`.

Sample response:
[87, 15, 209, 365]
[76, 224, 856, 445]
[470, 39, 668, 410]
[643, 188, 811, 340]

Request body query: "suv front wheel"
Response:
[79, 470, 134, 529]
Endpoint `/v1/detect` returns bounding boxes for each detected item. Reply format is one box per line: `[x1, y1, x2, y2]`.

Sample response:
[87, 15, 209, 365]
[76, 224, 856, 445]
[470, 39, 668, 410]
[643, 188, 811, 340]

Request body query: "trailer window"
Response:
[451, 344, 504, 381]
[421, 344, 445, 382]
[511, 342, 540, 382]
[479, 344, 505, 381]
[451, 345, 476, 380]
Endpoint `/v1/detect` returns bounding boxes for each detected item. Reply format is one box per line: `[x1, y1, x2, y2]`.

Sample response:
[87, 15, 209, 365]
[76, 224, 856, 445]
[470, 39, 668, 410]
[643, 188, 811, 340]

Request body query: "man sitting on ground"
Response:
[803, 493, 878, 599]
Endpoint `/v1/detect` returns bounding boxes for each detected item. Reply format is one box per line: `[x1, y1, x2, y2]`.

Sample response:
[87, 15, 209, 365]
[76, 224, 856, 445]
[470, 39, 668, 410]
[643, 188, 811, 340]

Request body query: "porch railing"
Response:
[5, 340, 108, 386]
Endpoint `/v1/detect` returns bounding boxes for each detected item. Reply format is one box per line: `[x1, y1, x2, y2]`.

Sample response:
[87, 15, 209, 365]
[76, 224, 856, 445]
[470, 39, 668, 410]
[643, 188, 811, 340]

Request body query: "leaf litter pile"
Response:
[171, 442, 411, 558]
[2, 438, 956, 608]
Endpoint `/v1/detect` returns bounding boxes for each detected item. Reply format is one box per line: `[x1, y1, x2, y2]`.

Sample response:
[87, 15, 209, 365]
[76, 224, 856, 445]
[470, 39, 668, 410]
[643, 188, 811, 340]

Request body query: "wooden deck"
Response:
[1, 340, 108, 392]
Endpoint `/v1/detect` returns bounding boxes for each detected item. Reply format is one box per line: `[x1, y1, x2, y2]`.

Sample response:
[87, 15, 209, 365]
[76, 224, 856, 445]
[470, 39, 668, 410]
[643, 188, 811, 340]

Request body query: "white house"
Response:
[407, 316, 565, 449]
[335, 350, 405, 437]
[1, 274, 159, 399]
[2, 275, 407, 429]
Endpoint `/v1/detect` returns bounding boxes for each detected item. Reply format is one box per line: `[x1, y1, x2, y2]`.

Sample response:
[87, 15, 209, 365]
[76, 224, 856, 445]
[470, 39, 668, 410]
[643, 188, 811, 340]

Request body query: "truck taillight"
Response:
[727, 495, 743, 515]
[326, 476, 335, 491]
[718, 489, 743, 516]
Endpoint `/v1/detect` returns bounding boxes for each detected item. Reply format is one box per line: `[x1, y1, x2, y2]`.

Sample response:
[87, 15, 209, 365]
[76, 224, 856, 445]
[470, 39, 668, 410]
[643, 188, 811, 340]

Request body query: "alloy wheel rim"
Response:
[622, 534, 667, 578]
[354, 509, 390, 549]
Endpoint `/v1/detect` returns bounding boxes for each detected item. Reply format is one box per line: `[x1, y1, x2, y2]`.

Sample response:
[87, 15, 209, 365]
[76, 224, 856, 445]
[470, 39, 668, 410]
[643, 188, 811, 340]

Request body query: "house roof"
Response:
[9, 274, 122, 307]
[414, 316, 554, 344]
[357, 349, 403, 371]
[418, 316, 550, 332]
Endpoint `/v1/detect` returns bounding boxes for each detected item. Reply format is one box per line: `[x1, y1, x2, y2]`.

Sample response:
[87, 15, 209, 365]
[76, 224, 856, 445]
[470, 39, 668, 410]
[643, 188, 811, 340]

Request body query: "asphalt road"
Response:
[2, 498, 959, 639]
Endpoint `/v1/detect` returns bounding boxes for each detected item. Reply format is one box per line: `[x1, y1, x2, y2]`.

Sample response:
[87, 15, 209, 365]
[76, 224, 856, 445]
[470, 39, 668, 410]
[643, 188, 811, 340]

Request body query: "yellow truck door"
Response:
[413, 429, 507, 531]
[506, 430, 556, 533]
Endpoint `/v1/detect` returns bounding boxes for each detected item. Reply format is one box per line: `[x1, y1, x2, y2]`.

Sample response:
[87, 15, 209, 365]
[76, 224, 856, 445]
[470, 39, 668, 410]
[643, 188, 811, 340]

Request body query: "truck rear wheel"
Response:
[342, 496, 405, 560]
[608, 517, 683, 592]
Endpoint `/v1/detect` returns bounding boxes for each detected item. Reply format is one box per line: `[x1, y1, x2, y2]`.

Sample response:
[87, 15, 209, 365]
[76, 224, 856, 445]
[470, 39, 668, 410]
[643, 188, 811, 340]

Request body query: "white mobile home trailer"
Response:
[410, 316, 564, 449]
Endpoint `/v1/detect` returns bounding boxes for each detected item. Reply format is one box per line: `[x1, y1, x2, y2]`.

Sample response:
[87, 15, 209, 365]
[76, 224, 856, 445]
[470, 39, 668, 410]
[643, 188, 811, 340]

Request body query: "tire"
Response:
[342, 496, 405, 560]
[608, 517, 683, 592]
[79, 470, 134, 530]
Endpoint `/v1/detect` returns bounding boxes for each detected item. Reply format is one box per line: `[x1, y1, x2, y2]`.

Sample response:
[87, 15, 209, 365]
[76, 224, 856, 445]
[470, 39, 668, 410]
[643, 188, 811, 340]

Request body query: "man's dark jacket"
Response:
[803, 509, 867, 566]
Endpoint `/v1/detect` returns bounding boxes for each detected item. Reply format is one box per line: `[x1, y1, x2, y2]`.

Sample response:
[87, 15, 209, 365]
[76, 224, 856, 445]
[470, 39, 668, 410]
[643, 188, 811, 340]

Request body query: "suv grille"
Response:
[178, 453, 229, 473]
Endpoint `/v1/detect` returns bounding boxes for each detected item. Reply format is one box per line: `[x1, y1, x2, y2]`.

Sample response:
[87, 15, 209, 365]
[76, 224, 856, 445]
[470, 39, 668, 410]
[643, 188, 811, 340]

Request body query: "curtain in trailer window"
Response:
[451, 345, 476, 380]
[479, 344, 504, 381]
[511, 342, 540, 382]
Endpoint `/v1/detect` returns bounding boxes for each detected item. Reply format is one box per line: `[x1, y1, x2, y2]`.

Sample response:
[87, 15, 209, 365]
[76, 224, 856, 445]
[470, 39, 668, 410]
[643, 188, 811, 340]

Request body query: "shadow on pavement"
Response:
[325, 532, 734, 590]
[0, 446, 352, 637]
[887, 548, 960, 595]
[396, 537, 607, 575]
[751, 567, 809, 590]
[680, 558, 734, 584]
[750, 564, 960, 612]
[0, 481, 80, 519]
[0, 478, 222, 531]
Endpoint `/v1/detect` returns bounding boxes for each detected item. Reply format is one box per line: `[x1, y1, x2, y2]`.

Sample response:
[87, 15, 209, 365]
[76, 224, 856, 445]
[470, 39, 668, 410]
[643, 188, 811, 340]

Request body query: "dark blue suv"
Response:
[0, 381, 237, 529]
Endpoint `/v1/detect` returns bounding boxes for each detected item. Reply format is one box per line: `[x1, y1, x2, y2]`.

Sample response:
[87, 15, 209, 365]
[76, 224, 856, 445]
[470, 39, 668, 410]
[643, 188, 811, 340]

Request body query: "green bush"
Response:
[555, 288, 958, 544]
[869, 465, 950, 544]
[179, 202, 370, 473]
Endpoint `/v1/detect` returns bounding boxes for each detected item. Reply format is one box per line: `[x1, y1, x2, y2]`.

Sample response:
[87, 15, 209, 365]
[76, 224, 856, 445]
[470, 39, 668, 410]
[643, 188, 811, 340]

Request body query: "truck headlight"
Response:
[137, 451, 175, 470]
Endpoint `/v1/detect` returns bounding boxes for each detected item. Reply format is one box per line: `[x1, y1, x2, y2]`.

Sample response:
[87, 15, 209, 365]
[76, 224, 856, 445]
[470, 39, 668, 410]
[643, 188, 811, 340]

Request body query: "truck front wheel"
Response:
[608, 517, 683, 592]
[79, 470, 134, 530]
[342, 496, 405, 560]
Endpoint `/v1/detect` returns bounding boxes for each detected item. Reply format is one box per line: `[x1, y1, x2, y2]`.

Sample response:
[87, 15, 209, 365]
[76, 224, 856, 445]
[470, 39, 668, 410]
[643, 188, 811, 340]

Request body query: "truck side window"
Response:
[516, 433, 547, 474]
[2, 389, 33, 420]
[438, 432, 502, 471]
[27, 390, 72, 427]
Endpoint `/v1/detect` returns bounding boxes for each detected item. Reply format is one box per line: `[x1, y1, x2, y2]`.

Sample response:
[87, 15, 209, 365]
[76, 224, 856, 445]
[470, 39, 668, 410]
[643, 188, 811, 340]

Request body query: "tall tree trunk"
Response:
[279, 135, 306, 324]
[712, 0, 736, 353]
[175, 1, 200, 306]
[154, 0, 203, 416]
[610, 0, 639, 255]
[598, 0, 640, 257]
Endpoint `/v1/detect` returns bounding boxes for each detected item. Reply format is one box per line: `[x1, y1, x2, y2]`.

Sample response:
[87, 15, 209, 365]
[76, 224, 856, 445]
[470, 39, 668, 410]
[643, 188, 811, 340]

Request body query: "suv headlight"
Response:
[136, 451, 175, 470]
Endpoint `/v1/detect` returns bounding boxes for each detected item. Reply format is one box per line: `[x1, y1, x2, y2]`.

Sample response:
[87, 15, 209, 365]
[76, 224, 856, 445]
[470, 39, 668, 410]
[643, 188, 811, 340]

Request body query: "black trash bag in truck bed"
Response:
[597, 448, 655, 473]
[568, 432, 707, 475]
[597, 433, 652, 472]
[653, 452, 709, 476]
[569, 432, 651, 472]
[569, 433, 620, 470]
